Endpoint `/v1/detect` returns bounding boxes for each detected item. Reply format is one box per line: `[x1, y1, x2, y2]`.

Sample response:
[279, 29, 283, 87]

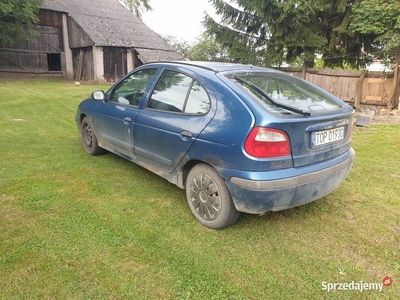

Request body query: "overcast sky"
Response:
[141, 0, 217, 43]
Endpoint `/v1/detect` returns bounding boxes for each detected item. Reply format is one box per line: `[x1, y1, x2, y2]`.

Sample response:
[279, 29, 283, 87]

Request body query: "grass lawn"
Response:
[0, 78, 399, 299]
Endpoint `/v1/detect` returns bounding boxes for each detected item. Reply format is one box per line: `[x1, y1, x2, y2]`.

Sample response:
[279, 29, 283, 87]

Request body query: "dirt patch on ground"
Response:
[355, 109, 400, 126]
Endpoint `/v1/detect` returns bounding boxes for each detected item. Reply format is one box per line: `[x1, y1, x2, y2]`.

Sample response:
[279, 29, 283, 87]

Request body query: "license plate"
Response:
[312, 127, 344, 147]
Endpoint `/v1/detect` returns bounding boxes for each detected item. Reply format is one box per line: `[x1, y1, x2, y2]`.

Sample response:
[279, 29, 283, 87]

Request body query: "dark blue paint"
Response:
[76, 61, 355, 215]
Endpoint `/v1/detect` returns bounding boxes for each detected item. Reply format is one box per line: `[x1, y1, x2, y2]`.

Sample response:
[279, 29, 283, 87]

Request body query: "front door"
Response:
[93, 68, 158, 159]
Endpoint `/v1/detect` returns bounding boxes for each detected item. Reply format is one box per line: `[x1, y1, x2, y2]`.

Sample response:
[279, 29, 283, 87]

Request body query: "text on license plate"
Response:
[312, 127, 344, 147]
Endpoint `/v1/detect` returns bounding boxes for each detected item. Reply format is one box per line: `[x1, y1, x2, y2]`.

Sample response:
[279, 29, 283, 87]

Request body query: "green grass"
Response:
[0, 78, 399, 299]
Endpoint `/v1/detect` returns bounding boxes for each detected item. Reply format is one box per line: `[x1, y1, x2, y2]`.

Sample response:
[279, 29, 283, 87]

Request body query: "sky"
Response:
[141, 0, 217, 43]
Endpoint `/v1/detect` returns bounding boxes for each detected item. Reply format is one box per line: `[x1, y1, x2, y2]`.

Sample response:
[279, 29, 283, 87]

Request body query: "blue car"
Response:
[76, 61, 355, 229]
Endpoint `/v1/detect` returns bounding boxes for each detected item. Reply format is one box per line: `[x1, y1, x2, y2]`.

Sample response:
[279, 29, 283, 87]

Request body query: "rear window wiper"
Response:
[234, 76, 311, 117]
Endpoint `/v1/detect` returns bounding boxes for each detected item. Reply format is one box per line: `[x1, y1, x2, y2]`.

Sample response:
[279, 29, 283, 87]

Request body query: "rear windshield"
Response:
[227, 72, 342, 114]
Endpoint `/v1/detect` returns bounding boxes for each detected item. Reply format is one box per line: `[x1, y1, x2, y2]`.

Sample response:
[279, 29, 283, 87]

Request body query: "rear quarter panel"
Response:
[185, 73, 256, 170]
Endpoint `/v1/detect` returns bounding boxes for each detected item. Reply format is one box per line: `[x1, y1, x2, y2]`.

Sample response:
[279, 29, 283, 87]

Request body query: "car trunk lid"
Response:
[222, 70, 354, 168]
[280, 113, 354, 167]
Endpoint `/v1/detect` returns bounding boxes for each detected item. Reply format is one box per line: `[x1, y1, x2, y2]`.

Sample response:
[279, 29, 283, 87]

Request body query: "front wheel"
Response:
[80, 116, 105, 155]
[186, 164, 240, 229]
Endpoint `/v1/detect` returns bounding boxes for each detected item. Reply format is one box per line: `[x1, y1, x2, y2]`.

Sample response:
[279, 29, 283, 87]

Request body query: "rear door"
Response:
[134, 69, 215, 173]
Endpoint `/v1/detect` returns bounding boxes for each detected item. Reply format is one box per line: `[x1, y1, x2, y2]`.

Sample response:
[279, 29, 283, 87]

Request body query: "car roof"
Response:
[147, 61, 274, 73]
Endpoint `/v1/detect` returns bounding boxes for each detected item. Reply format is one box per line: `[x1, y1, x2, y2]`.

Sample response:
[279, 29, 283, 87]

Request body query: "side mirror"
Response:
[91, 90, 105, 101]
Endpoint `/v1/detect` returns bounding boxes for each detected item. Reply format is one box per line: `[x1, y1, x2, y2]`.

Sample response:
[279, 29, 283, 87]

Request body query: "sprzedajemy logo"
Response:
[322, 276, 392, 293]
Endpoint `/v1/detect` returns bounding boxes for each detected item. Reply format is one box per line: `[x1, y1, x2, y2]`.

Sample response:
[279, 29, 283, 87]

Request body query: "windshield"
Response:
[227, 72, 342, 114]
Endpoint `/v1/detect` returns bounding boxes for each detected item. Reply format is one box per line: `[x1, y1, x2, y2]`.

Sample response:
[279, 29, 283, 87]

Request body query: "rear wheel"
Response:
[80, 116, 105, 155]
[186, 164, 240, 229]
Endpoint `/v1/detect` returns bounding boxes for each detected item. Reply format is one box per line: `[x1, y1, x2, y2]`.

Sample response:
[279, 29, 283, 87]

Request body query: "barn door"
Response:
[103, 48, 127, 82]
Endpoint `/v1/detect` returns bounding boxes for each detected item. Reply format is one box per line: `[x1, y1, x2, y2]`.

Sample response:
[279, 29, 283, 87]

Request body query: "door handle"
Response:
[180, 130, 192, 138]
[123, 117, 132, 124]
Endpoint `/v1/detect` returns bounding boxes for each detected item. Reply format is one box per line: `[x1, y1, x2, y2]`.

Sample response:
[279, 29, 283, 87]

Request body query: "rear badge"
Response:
[270, 160, 291, 169]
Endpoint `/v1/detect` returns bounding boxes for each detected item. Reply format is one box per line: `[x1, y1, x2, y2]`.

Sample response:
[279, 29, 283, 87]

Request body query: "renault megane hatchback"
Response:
[76, 61, 355, 229]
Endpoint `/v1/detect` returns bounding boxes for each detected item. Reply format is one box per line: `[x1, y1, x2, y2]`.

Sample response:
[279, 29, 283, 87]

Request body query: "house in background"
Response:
[0, 0, 185, 81]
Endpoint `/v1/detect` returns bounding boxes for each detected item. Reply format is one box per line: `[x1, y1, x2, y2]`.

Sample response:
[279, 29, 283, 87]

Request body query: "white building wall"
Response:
[127, 49, 133, 73]
[93, 46, 104, 82]
[62, 14, 73, 79]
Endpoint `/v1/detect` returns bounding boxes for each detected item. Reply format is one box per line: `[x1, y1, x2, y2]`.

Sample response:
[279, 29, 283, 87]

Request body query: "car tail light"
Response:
[244, 127, 291, 158]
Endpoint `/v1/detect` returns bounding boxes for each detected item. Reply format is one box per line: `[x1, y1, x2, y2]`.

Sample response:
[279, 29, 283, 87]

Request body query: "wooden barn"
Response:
[0, 0, 185, 81]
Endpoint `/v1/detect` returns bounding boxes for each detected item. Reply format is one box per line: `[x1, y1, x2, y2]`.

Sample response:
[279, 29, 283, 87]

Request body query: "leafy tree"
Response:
[188, 34, 231, 62]
[0, 0, 43, 45]
[164, 34, 232, 62]
[119, 0, 152, 18]
[163, 35, 194, 58]
[204, 0, 377, 69]
[351, 0, 400, 108]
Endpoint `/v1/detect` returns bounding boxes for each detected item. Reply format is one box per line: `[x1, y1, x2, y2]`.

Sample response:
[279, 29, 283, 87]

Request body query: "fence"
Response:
[277, 68, 396, 110]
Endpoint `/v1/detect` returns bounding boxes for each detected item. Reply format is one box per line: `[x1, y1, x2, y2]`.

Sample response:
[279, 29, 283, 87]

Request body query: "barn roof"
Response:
[41, 0, 184, 61]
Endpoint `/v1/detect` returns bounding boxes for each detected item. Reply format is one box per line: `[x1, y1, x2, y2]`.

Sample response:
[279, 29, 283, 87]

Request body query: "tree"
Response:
[188, 34, 231, 62]
[119, 0, 152, 18]
[204, 0, 377, 69]
[351, 0, 400, 109]
[0, 0, 43, 45]
[164, 34, 232, 62]
[163, 35, 194, 58]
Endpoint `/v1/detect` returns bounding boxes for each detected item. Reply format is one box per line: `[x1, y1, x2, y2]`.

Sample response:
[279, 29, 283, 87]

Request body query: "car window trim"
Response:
[181, 79, 195, 113]
[146, 68, 211, 116]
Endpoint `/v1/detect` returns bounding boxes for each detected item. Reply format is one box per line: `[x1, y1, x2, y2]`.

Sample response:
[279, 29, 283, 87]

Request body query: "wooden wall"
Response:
[0, 11, 64, 74]
[103, 48, 127, 82]
[72, 47, 94, 80]
[67, 18, 93, 49]
[278, 68, 395, 109]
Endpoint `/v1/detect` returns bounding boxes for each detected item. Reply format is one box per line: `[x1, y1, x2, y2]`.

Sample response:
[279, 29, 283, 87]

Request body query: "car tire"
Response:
[186, 163, 240, 229]
[80, 116, 105, 156]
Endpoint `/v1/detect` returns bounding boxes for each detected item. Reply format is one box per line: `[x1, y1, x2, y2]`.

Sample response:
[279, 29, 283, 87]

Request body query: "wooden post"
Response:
[302, 49, 315, 80]
[61, 52, 66, 78]
[76, 49, 84, 81]
[355, 70, 367, 110]
[301, 62, 307, 80]
[389, 51, 400, 110]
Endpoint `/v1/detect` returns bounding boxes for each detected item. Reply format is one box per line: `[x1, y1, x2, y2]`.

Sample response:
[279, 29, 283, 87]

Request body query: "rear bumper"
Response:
[225, 148, 355, 214]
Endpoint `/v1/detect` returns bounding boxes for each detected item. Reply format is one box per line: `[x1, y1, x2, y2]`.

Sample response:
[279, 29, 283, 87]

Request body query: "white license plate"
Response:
[312, 127, 344, 147]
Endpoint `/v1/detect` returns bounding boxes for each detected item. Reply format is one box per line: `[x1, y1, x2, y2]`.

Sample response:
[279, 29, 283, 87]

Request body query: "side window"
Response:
[185, 81, 211, 114]
[147, 70, 210, 115]
[110, 68, 157, 106]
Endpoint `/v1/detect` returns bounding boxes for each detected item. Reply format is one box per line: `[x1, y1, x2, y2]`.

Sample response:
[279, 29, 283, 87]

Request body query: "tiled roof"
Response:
[41, 0, 184, 59]
[136, 48, 187, 63]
